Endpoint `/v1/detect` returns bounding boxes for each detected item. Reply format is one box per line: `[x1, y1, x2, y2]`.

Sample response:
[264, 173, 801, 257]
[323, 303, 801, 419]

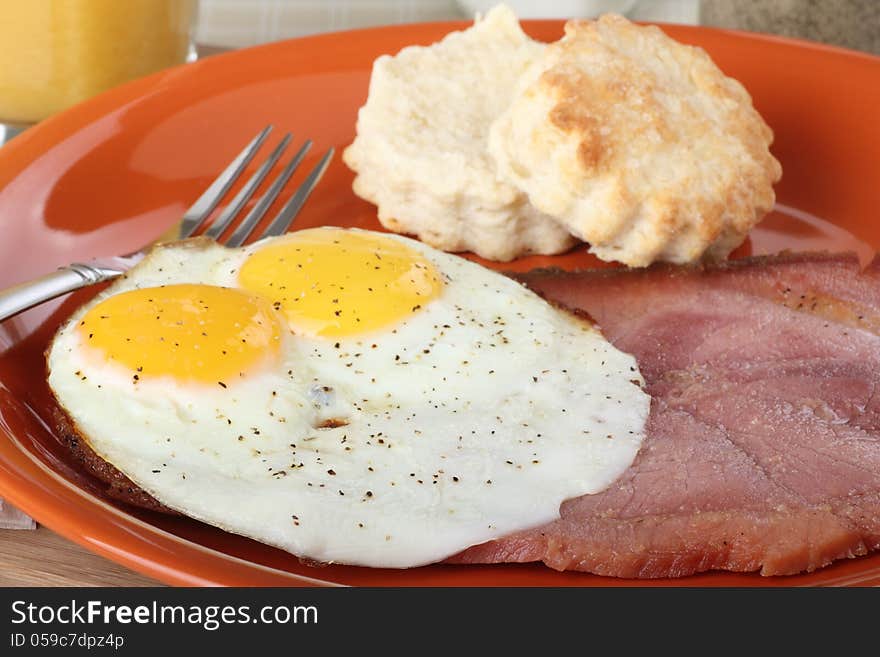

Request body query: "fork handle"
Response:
[0, 263, 123, 322]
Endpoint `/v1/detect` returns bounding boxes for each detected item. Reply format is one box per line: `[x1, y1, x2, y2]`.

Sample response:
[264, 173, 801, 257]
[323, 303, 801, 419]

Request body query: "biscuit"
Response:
[488, 14, 782, 266]
[342, 5, 577, 262]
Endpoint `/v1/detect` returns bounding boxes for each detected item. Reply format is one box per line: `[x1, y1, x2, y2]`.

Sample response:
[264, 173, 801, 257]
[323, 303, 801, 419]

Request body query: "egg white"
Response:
[47, 229, 650, 567]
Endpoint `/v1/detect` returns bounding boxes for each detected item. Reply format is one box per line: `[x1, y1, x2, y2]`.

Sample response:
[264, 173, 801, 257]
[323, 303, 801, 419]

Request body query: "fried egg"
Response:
[47, 227, 650, 567]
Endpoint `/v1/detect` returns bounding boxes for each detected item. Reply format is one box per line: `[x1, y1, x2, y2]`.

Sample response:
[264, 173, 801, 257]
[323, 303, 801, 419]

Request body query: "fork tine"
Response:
[258, 147, 335, 241]
[178, 125, 272, 239]
[223, 140, 313, 248]
[204, 133, 292, 240]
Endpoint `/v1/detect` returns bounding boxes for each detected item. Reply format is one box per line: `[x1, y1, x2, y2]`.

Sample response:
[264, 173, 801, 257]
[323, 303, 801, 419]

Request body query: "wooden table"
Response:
[0, 526, 160, 586]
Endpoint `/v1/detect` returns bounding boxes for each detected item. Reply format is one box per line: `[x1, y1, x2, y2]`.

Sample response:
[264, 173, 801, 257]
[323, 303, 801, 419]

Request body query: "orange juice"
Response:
[0, 0, 197, 123]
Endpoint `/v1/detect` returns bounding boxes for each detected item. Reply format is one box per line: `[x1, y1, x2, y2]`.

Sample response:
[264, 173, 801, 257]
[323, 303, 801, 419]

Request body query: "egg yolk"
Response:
[78, 284, 282, 384]
[237, 228, 444, 337]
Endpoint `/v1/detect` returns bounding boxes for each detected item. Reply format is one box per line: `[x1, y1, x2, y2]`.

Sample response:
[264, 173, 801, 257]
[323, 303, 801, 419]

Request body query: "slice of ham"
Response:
[449, 252, 880, 577]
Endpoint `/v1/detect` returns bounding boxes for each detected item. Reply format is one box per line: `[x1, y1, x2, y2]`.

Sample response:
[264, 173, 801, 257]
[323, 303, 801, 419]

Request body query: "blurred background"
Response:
[196, 0, 879, 54]
[1, 0, 876, 135]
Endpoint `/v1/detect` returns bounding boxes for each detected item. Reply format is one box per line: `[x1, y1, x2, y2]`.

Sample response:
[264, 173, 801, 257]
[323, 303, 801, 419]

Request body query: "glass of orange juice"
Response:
[0, 0, 198, 126]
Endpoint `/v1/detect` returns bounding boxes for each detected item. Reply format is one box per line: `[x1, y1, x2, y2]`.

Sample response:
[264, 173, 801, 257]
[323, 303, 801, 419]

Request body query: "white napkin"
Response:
[197, 0, 701, 49]
[0, 499, 35, 530]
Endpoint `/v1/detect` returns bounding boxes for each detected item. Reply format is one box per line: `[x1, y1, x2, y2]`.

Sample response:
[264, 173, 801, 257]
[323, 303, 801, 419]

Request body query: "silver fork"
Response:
[0, 126, 334, 322]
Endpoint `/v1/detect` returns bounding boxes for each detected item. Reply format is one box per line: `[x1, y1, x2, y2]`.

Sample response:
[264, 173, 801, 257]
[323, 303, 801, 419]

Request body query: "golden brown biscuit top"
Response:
[545, 15, 776, 180]
[489, 14, 782, 266]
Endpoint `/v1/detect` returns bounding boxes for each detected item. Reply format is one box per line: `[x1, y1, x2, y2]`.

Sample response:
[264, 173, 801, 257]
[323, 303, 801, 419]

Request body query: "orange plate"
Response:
[1, 21, 880, 587]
